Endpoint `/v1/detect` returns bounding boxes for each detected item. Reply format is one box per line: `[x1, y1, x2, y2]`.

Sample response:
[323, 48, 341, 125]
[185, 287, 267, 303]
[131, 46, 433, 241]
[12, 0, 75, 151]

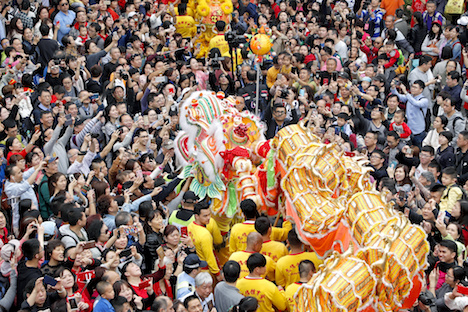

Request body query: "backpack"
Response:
[450, 116, 466, 132]
[443, 185, 468, 201]
[420, 107, 432, 133]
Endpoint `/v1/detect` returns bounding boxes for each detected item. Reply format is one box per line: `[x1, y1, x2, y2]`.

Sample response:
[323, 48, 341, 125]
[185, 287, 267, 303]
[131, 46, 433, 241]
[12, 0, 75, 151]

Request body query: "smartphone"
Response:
[277, 73, 283, 80]
[136, 169, 143, 179]
[138, 279, 151, 289]
[143, 115, 149, 126]
[334, 127, 340, 135]
[398, 190, 407, 201]
[151, 138, 156, 144]
[82, 241, 96, 249]
[445, 211, 452, 223]
[68, 296, 78, 311]
[44, 275, 58, 286]
[207, 300, 214, 311]
[5, 98, 11, 107]
[97, 104, 105, 112]
[299, 89, 305, 97]
[154, 76, 168, 84]
[180, 226, 188, 237]
[196, 25, 201, 34]
[89, 93, 99, 101]
[35, 125, 40, 132]
[156, 246, 165, 260]
[120, 248, 132, 258]
[69, 174, 76, 183]
[458, 285, 468, 295]
[64, 114, 72, 127]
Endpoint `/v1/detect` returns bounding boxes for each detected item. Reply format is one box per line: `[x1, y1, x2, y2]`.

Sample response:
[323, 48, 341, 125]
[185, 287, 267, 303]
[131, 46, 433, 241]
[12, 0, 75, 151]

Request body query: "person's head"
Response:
[145, 208, 165, 232]
[183, 253, 207, 275]
[438, 239, 458, 263]
[430, 184, 446, 203]
[364, 131, 378, 148]
[194, 201, 211, 226]
[394, 164, 410, 184]
[246, 252, 267, 276]
[386, 131, 400, 149]
[184, 295, 202, 312]
[370, 150, 386, 168]
[24, 278, 46, 306]
[87, 219, 110, 243]
[441, 166, 458, 187]
[22, 238, 44, 261]
[240, 199, 259, 219]
[48, 172, 67, 196]
[194, 272, 213, 300]
[152, 296, 173, 312]
[45, 239, 65, 262]
[55, 267, 77, 292]
[96, 281, 115, 300]
[446, 266, 465, 288]
[40, 111, 54, 129]
[433, 115, 449, 130]
[446, 70, 460, 88]
[417, 56, 432, 72]
[385, 15, 395, 29]
[420, 146, 435, 165]
[393, 110, 405, 125]
[68, 208, 86, 228]
[458, 131, 468, 149]
[254, 216, 271, 237]
[298, 259, 316, 280]
[122, 261, 142, 280]
[426, 0, 436, 13]
[222, 260, 241, 283]
[272, 103, 287, 123]
[439, 131, 453, 147]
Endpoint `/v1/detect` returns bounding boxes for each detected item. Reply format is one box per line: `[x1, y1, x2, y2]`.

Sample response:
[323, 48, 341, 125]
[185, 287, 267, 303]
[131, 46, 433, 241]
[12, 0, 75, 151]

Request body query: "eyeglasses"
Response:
[60, 2, 69, 5]
[275, 111, 286, 115]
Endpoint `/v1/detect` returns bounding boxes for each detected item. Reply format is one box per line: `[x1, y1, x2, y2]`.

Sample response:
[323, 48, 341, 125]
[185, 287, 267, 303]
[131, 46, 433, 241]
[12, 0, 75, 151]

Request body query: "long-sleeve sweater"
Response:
[55, 126, 74, 174]
[391, 88, 428, 135]
[70, 117, 102, 149]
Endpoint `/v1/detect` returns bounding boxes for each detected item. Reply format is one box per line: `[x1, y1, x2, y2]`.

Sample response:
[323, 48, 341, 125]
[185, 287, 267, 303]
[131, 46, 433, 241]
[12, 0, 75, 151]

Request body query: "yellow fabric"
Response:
[284, 282, 302, 311]
[207, 34, 230, 57]
[188, 222, 220, 275]
[229, 251, 276, 281]
[439, 184, 463, 213]
[175, 15, 196, 38]
[275, 251, 323, 288]
[266, 66, 280, 88]
[229, 221, 292, 254]
[237, 276, 288, 312]
[206, 218, 223, 245]
[260, 240, 288, 263]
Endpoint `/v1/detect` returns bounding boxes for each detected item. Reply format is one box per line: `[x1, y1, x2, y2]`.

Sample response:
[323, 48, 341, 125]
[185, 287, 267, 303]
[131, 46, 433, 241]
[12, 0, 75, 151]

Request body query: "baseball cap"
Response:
[372, 74, 386, 84]
[183, 254, 207, 269]
[0, 239, 20, 276]
[183, 191, 199, 204]
[337, 72, 350, 80]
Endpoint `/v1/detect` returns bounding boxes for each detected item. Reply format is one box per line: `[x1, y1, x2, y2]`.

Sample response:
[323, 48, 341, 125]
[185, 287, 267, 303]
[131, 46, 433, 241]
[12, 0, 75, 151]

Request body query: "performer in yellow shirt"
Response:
[284, 260, 316, 310]
[237, 253, 288, 312]
[229, 232, 276, 281]
[207, 21, 229, 57]
[188, 201, 222, 281]
[229, 199, 292, 254]
[174, 3, 196, 38]
[275, 229, 323, 288]
[255, 216, 288, 262]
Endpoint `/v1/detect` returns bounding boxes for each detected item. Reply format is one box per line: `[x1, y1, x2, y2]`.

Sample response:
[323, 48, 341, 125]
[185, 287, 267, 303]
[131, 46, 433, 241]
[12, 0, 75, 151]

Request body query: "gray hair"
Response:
[195, 272, 213, 287]
[421, 171, 435, 184]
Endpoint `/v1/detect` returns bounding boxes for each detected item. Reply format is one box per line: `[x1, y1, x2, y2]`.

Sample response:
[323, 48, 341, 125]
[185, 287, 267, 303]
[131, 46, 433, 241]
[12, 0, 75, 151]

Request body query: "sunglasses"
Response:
[60, 2, 68, 5]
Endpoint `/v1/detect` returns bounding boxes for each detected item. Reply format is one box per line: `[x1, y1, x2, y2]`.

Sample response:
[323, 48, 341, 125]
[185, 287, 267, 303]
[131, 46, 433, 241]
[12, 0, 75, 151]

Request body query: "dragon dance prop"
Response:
[174, 91, 429, 311]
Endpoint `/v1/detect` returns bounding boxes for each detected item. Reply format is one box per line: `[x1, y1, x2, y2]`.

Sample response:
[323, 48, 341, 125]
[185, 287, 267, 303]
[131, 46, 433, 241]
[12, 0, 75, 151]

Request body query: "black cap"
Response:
[337, 72, 350, 80]
[372, 74, 386, 83]
[183, 191, 199, 204]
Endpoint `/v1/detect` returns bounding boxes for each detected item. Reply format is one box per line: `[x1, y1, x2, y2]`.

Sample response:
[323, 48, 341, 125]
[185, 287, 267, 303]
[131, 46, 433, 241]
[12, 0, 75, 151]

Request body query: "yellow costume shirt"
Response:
[229, 221, 292, 254]
[228, 251, 276, 281]
[175, 15, 196, 38]
[208, 34, 229, 57]
[237, 276, 288, 312]
[260, 240, 288, 263]
[188, 222, 220, 275]
[284, 282, 303, 310]
[275, 251, 322, 288]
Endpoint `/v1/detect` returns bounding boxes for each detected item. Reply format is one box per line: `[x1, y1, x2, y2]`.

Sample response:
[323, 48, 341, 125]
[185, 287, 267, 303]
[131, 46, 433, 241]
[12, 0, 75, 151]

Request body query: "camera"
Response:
[418, 293, 434, 306]
[346, 12, 356, 21]
[224, 31, 246, 48]
[208, 48, 225, 71]
[298, 27, 305, 32]
[279, 88, 289, 99]
[120, 70, 129, 80]
[90, 133, 100, 139]
[54, 59, 60, 66]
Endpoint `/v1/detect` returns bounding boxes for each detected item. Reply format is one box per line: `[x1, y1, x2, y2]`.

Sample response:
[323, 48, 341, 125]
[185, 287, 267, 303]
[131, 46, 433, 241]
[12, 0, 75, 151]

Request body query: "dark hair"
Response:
[240, 199, 258, 219]
[55, 267, 78, 292]
[231, 297, 259, 312]
[246, 253, 266, 273]
[441, 46, 453, 60]
[223, 260, 241, 283]
[87, 219, 105, 242]
[22, 238, 41, 260]
[395, 164, 412, 186]
[194, 201, 210, 215]
[439, 131, 454, 143]
[439, 239, 458, 256]
[68, 208, 84, 226]
[138, 201, 153, 220]
[452, 265, 465, 282]
[184, 295, 200, 309]
[254, 217, 271, 236]
[48, 172, 66, 197]
[442, 166, 458, 180]
[97, 195, 113, 215]
[45, 239, 65, 260]
[288, 228, 302, 248]
[298, 259, 315, 278]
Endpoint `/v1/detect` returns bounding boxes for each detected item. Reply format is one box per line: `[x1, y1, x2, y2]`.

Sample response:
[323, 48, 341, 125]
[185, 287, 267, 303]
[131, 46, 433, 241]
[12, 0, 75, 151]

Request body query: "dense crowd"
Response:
[1, 0, 468, 310]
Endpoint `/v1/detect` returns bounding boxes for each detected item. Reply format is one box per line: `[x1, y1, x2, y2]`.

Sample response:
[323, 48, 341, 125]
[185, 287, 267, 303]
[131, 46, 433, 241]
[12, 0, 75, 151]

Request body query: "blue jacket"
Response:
[391, 88, 428, 135]
[94, 298, 115, 312]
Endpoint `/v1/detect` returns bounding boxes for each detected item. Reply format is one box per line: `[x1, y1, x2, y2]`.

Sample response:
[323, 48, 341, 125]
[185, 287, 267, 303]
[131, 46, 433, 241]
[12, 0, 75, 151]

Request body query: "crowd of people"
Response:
[1, 0, 468, 310]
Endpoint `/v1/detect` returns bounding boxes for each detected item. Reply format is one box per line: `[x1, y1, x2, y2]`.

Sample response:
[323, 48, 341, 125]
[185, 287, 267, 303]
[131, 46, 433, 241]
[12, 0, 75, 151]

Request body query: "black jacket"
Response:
[143, 229, 164, 274]
[263, 103, 299, 140]
[456, 147, 468, 183]
[17, 260, 42, 304]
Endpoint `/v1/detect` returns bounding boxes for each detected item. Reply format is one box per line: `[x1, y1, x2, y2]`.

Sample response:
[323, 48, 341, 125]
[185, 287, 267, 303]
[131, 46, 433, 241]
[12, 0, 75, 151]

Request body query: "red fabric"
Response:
[272, 3, 281, 17]
[360, 44, 379, 63]
[384, 49, 400, 69]
[0, 228, 9, 245]
[219, 147, 250, 178]
[153, 279, 173, 300]
[131, 283, 149, 299]
[107, 8, 119, 20]
[304, 54, 316, 64]
[389, 121, 412, 138]
[7, 149, 27, 164]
